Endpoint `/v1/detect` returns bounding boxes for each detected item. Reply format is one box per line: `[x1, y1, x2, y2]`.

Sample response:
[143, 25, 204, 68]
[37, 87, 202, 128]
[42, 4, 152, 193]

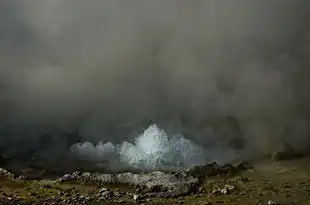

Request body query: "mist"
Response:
[0, 0, 310, 170]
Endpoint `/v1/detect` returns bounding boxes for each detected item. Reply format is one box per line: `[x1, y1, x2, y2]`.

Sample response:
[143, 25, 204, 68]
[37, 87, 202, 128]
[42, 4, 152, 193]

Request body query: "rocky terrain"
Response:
[0, 157, 310, 205]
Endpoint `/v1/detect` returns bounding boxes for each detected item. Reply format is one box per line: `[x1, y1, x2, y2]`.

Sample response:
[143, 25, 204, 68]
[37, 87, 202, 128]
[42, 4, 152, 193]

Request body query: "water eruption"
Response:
[71, 124, 208, 172]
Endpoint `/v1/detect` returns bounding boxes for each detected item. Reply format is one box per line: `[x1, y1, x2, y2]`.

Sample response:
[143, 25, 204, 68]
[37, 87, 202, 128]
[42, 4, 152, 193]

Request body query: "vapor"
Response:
[1, 0, 310, 169]
[71, 124, 211, 172]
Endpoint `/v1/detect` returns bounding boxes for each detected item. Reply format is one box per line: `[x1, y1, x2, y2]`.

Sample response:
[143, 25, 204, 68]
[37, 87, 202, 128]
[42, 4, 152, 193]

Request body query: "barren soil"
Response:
[0, 157, 310, 204]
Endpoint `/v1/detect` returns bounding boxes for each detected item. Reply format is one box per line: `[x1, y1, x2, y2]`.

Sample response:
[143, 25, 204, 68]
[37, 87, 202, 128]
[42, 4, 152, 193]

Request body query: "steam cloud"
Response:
[0, 1, 310, 170]
[71, 124, 209, 171]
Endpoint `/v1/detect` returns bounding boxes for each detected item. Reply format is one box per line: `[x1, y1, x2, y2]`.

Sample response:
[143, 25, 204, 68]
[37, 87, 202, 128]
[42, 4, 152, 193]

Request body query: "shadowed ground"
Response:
[0, 156, 310, 204]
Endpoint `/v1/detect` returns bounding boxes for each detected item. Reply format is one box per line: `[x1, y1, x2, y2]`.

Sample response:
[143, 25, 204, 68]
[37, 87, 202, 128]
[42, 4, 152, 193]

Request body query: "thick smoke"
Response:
[1, 1, 310, 170]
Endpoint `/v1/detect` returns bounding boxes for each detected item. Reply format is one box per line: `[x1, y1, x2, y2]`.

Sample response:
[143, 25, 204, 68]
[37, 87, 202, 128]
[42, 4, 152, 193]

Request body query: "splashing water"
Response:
[71, 124, 208, 171]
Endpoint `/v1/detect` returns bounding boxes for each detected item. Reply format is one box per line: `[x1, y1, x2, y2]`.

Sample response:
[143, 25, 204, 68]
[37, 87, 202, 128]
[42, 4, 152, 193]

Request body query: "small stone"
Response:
[16, 175, 27, 180]
[114, 192, 123, 197]
[268, 200, 280, 205]
[198, 187, 205, 193]
[201, 202, 212, 205]
[133, 194, 140, 201]
[229, 176, 250, 183]
[99, 187, 109, 193]
[136, 187, 142, 193]
[99, 191, 114, 200]
[212, 189, 221, 195]
[220, 188, 228, 195]
[224, 184, 235, 191]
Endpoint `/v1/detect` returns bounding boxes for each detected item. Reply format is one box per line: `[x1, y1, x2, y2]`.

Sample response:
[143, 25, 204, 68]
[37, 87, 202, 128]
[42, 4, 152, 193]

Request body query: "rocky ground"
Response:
[0, 156, 310, 205]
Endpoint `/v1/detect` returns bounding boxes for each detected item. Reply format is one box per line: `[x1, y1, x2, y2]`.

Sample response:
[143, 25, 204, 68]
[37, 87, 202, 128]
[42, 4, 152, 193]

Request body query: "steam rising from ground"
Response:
[0, 1, 310, 168]
[71, 124, 208, 171]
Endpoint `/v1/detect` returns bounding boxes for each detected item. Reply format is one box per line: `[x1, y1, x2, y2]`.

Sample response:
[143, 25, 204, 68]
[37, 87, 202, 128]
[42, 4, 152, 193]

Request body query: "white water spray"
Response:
[71, 124, 209, 171]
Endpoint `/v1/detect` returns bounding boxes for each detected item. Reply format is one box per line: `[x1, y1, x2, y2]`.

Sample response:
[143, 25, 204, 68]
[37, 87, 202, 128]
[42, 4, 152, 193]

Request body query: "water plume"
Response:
[71, 124, 212, 171]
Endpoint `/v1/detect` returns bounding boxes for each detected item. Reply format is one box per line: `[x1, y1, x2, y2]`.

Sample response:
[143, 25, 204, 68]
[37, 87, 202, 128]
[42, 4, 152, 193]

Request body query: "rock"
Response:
[0, 168, 14, 179]
[135, 187, 142, 193]
[81, 172, 115, 184]
[99, 187, 109, 193]
[118, 171, 199, 193]
[220, 188, 228, 194]
[178, 200, 184, 204]
[213, 185, 235, 195]
[99, 190, 114, 200]
[57, 171, 81, 182]
[16, 175, 28, 180]
[201, 202, 212, 205]
[219, 164, 236, 175]
[267, 200, 280, 205]
[224, 184, 235, 191]
[74, 170, 199, 195]
[233, 161, 252, 171]
[186, 161, 250, 178]
[51, 162, 249, 198]
[133, 194, 140, 201]
[186, 161, 220, 178]
[114, 191, 123, 197]
[212, 188, 221, 195]
[198, 187, 205, 193]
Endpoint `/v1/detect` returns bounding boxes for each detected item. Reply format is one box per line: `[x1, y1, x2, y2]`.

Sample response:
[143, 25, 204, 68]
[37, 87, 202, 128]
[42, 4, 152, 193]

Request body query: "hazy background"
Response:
[0, 0, 310, 168]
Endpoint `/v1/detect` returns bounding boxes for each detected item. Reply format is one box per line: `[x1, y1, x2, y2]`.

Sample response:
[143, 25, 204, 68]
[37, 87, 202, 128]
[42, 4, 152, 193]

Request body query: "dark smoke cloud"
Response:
[1, 0, 310, 165]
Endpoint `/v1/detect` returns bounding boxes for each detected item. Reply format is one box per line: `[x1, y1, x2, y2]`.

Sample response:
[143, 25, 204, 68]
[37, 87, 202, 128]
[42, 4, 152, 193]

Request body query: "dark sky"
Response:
[0, 0, 310, 161]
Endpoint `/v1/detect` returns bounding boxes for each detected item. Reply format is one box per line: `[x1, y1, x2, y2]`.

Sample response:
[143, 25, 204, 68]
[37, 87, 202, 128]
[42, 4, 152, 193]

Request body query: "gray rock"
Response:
[116, 171, 199, 193]
[267, 200, 280, 205]
[99, 187, 109, 193]
[213, 184, 235, 195]
[212, 188, 221, 195]
[64, 170, 199, 195]
[186, 161, 220, 178]
[0, 168, 14, 179]
[220, 188, 228, 194]
[186, 161, 251, 178]
[100, 190, 114, 199]
[224, 184, 235, 191]
[133, 194, 140, 201]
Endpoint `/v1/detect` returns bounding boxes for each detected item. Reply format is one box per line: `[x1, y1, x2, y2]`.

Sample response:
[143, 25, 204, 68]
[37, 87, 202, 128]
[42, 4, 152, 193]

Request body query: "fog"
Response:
[0, 0, 310, 170]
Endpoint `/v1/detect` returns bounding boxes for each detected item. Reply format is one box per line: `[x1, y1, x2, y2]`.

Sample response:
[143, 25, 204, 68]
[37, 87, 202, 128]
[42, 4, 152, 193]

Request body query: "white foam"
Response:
[71, 124, 207, 171]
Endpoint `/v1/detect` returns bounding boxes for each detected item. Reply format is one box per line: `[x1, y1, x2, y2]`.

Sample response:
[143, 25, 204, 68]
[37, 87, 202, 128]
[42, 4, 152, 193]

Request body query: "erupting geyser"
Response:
[71, 124, 208, 171]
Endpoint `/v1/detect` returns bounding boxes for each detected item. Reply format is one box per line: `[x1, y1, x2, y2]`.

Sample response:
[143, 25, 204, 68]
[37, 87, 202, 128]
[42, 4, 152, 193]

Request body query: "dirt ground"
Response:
[0, 157, 310, 205]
